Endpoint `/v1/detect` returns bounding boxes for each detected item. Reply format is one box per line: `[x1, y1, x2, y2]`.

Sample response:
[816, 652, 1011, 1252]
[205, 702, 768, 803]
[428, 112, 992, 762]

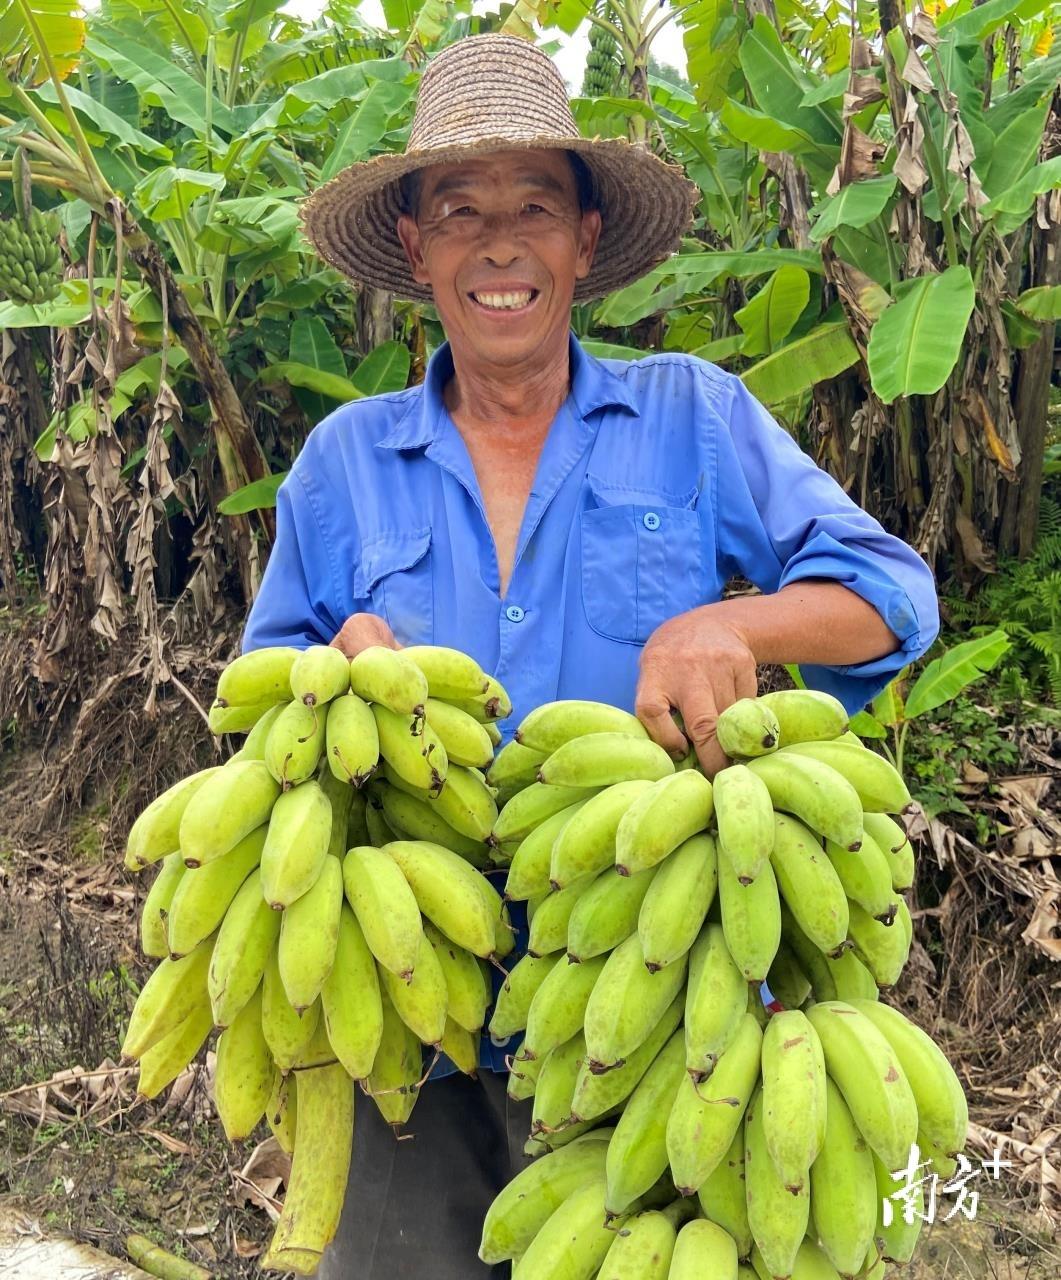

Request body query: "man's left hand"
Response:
[635, 606, 758, 777]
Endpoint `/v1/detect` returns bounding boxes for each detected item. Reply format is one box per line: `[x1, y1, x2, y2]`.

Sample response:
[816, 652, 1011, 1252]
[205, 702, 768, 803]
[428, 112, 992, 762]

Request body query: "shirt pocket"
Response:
[580, 478, 704, 645]
[353, 529, 434, 646]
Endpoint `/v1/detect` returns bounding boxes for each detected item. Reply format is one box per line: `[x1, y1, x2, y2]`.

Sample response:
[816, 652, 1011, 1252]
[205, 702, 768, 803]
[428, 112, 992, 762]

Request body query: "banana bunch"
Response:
[581, 8, 622, 97]
[483, 690, 967, 1279]
[123, 644, 514, 1275]
[0, 208, 62, 305]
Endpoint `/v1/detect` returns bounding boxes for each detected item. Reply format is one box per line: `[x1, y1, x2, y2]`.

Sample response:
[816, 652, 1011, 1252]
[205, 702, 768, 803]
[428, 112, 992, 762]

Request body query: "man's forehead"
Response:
[419, 151, 576, 193]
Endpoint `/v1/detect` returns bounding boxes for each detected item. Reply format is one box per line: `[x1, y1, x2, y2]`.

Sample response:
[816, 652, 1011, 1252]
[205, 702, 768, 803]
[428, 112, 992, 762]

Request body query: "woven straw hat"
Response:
[299, 33, 699, 303]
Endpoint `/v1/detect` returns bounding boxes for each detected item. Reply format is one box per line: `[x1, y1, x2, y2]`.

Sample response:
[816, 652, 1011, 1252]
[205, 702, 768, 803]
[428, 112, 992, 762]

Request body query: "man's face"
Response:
[396, 149, 602, 370]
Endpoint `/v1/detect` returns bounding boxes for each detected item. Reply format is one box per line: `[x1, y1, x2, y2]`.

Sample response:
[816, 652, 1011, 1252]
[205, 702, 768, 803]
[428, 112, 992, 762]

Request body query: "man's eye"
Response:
[522, 203, 549, 215]
[447, 205, 476, 217]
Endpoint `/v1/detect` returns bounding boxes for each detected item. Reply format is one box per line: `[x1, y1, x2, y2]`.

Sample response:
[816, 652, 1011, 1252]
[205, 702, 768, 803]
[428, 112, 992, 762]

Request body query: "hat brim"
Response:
[299, 136, 700, 304]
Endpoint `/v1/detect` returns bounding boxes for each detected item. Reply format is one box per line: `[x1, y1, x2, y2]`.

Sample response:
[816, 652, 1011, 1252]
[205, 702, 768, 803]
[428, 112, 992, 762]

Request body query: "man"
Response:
[243, 33, 939, 1278]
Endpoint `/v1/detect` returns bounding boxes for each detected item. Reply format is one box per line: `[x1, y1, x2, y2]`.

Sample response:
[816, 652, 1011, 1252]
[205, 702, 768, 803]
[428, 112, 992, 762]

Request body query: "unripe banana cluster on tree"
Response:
[481, 689, 969, 1280]
[581, 10, 622, 98]
[122, 643, 516, 1275]
[0, 206, 62, 305]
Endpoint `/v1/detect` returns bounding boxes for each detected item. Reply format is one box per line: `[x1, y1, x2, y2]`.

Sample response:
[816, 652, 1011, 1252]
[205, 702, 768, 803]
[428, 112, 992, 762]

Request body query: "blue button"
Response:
[643, 511, 661, 530]
[505, 605, 525, 623]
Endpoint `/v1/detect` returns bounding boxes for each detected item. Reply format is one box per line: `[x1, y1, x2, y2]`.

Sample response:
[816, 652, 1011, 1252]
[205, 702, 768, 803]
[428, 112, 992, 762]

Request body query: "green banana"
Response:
[264, 699, 328, 787]
[718, 846, 782, 983]
[379, 781, 491, 866]
[401, 644, 489, 699]
[828, 947, 879, 1001]
[135, 1002, 213, 1100]
[479, 1134, 610, 1263]
[278, 854, 343, 1010]
[604, 1028, 685, 1215]
[805, 1000, 919, 1171]
[771, 813, 850, 956]
[697, 1126, 753, 1261]
[425, 922, 489, 1032]
[538, 732, 674, 788]
[290, 644, 352, 707]
[846, 896, 910, 988]
[917, 1130, 958, 1179]
[166, 826, 265, 957]
[179, 761, 280, 868]
[349, 645, 429, 714]
[486, 740, 548, 804]
[744, 1084, 810, 1279]
[484, 721, 502, 747]
[713, 764, 775, 883]
[216, 647, 298, 707]
[507, 1050, 544, 1101]
[208, 868, 282, 1027]
[321, 905, 383, 1079]
[760, 688, 848, 746]
[614, 770, 715, 875]
[810, 1077, 878, 1276]
[521, 953, 608, 1061]
[439, 1018, 478, 1074]
[387, 839, 497, 958]
[140, 853, 185, 957]
[862, 811, 915, 890]
[372, 704, 448, 792]
[684, 922, 749, 1080]
[259, 1061, 354, 1277]
[846, 998, 968, 1155]
[325, 692, 379, 786]
[346, 787, 370, 847]
[665, 1011, 762, 1195]
[424, 697, 493, 767]
[213, 983, 272, 1140]
[379, 929, 448, 1046]
[511, 1178, 621, 1280]
[637, 832, 718, 970]
[765, 940, 812, 1011]
[239, 703, 286, 761]
[747, 753, 863, 851]
[531, 1030, 586, 1138]
[260, 779, 332, 909]
[567, 866, 657, 963]
[780, 740, 911, 813]
[489, 951, 558, 1040]
[126, 767, 221, 870]
[493, 781, 596, 845]
[365, 990, 423, 1126]
[825, 830, 896, 922]
[320, 770, 354, 860]
[341, 844, 422, 980]
[267, 1069, 297, 1154]
[527, 875, 599, 957]
[506, 800, 591, 900]
[583, 932, 687, 1070]
[751, 1238, 844, 1280]
[715, 699, 780, 759]
[570, 993, 682, 1123]
[873, 1150, 924, 1262]
[515, 699, 648, 753]
[427, 763, 497, 840]
[209, 698, 279, 734]
[760, 1009, 826, 1193]
[123, 933, 215, 1059]
[550, 781, 652, 888]
[261, 950, 321, 1070]
[598, 1209, 677, 1279]
[669, 1220, 739, 1279]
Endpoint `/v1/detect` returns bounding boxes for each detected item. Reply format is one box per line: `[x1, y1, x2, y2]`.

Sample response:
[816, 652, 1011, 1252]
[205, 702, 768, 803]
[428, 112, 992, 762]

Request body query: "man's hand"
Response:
[636, 608, 758, 777]
[330, 612, 399, 659]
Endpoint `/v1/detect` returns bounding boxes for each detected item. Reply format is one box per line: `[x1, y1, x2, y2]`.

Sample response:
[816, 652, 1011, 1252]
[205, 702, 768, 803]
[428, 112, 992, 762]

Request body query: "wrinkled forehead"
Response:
[416, 149, 581, 200]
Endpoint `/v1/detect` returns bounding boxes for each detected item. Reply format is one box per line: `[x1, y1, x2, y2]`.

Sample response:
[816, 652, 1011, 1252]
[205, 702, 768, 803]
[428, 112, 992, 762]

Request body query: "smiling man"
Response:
[242, 32, 939, 1279]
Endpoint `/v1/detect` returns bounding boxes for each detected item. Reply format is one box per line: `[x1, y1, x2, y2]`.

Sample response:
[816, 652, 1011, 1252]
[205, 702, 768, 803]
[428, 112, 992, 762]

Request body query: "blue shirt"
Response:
[242, 331, 940, 1073]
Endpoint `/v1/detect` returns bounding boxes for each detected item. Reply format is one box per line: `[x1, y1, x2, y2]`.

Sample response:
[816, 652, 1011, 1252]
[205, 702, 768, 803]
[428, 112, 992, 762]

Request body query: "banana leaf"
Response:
[740, 322, 859, 404]
[903, 631, 1010, 720]
[866, 267, 975, 404]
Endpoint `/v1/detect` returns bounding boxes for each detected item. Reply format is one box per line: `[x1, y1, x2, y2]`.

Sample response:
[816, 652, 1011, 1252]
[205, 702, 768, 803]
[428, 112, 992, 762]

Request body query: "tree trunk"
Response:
[355, 286, 394, 355]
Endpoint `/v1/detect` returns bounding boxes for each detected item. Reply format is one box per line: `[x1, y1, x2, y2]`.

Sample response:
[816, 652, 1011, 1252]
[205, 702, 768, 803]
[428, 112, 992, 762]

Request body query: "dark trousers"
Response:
[316, 1071, 532, 1279]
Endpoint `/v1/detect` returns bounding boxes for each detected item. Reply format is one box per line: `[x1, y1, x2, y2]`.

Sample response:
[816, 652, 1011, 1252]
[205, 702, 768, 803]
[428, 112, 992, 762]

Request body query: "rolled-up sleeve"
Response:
[712, 373, 940, 711]
[241, 465, 350, 655]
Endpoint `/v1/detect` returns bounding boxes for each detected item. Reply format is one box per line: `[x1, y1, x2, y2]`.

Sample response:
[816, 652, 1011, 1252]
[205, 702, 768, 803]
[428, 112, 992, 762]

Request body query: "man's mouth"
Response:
[469, 289, 539, 311]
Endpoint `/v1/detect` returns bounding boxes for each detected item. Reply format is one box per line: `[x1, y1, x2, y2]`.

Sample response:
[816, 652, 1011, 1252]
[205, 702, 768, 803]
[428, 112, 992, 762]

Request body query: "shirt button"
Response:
[489, 1032, 510, 1048]
[505, 605, 525, 623]
[643, 511, 661, 531]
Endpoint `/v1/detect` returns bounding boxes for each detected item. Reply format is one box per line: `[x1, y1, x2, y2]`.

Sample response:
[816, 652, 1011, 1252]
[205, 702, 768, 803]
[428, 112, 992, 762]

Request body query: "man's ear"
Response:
[396, 213, 430, 286]
[575, 208, 602, 280]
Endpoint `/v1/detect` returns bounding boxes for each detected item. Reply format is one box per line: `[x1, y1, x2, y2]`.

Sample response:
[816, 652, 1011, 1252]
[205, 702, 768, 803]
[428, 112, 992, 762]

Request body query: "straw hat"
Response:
[299, 33, 699, 303]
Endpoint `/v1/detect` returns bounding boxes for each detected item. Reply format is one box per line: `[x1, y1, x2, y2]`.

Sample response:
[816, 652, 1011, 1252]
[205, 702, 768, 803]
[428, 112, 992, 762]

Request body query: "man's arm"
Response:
[637, 581, 898, 775]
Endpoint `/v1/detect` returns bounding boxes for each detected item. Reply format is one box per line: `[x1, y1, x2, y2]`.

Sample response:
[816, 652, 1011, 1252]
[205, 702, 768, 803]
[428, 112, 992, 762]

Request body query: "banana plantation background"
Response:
[0, 0, 1058, 692]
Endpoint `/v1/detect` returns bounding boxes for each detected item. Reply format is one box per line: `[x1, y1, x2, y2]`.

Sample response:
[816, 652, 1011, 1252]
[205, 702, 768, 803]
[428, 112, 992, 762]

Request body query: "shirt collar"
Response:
[376, 329, 639, 453]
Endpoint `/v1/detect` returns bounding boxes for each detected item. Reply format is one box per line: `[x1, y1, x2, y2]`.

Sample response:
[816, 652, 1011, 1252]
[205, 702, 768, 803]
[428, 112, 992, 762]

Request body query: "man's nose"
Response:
[476, 211, 526, 264]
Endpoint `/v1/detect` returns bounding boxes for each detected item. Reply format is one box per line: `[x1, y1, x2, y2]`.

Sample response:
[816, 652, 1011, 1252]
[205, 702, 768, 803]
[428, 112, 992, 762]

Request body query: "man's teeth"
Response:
[473, 290, 533, 310]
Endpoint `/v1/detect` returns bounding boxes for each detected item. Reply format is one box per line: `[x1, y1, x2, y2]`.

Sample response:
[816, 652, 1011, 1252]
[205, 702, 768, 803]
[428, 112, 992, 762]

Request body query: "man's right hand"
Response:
[329, 613, 399, 658]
